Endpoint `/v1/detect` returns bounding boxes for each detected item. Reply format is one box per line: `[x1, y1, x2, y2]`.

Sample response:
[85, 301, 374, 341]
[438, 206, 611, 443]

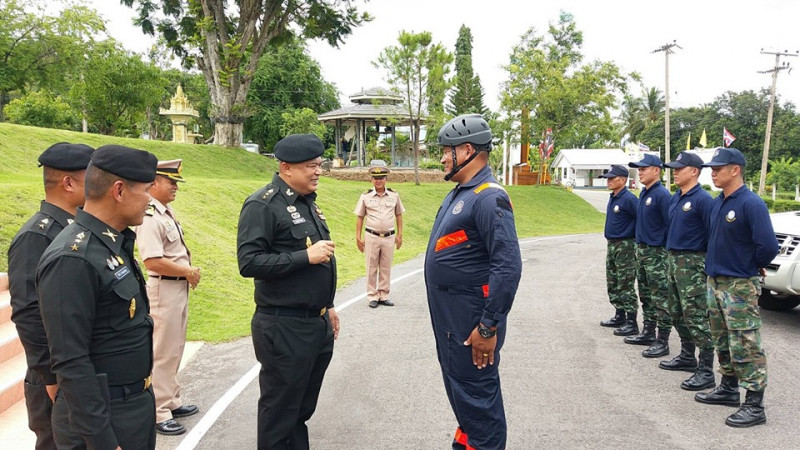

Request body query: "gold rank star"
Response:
[71, 244, 79, 251]
[103, 229, 117, 242]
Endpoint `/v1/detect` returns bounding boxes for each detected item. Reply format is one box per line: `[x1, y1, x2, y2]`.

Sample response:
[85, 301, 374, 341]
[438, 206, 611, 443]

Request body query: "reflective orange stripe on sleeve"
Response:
[435, 229, 468, 252]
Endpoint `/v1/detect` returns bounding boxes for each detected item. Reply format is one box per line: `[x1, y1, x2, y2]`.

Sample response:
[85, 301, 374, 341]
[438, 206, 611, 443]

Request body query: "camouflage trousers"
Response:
[605, 239, 638, 313]
[636, 245, 670, 327]
[666, 251, 712, 350]
[707, 276, 767, 391]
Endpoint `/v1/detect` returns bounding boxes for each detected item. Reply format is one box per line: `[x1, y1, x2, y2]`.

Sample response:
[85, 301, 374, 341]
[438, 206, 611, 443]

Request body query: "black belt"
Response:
[365, 228, 395, 237]
[108, 375, 151, 400]
[257, 305, 327, 318]
[150, 275, 187, 281]
[669, 249, 704, 255]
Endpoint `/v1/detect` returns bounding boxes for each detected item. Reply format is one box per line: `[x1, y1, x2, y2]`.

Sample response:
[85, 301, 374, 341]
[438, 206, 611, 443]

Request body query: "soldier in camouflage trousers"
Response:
[661, 152, 715, 390]
[599, 165, 639, 333]
[625, 154, 673, 357]
[695, 148, 778, 428]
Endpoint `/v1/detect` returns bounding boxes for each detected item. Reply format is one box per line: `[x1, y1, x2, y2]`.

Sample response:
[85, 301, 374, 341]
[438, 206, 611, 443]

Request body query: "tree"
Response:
[448, 25, 487, 116]
[766, 156, 800, 191]
[3, 89, 79, 130]
[245, 38, 339, 151]
[279, 107, 328, 140]
[500, 12, 629, 152]
[375, 31, 453, 185]
[67, 41, 167, 136]
[0, 0, 104, 120]
[620, 86, 663, 142]
[122, 0, 369, 147]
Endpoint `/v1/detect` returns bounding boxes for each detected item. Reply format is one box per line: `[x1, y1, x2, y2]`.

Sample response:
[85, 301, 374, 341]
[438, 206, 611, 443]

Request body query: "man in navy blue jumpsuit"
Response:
[424, 114, 522, 450]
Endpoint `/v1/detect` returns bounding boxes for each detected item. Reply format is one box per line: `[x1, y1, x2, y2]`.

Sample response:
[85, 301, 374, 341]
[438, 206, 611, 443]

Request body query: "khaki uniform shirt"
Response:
[135, 199, 190, 274]
[354, 188, 405, 233]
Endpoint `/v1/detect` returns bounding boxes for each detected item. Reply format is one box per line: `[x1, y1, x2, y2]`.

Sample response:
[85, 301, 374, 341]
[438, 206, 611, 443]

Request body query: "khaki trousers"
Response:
[146, 277, 189, 423]
[364, 233, 395, 301]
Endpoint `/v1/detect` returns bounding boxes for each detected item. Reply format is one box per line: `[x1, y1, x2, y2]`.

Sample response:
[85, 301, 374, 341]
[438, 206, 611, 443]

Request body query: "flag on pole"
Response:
[544, 128, 554, 158]
[723, 127, 736, 147]
[686, 133, 691, 150]
[699, 129, 707, 148]
[638, 142, 650, 151]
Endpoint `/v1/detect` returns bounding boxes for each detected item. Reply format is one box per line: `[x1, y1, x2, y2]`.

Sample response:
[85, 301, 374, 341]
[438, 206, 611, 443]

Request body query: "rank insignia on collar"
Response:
[103, 229, 117, 242]
[286, 188, 294, 196]
[67, 219, 74, 225]
[287, 205, 297, 213]
[39, 218, 50, 229]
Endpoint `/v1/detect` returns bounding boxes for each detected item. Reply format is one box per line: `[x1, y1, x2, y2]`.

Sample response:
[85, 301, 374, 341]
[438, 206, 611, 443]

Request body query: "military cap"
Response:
[665, 151, 704, 169]
[37, 142, 94, 171]
[369, 164, 390, 178]
[702, 147, 746, 167]
[629, 153, 663, 168]
[600, 165, 629, 178]
[156, 159, 185, 182]
[273, 134, 324, 163]
[91, 145, 158, 183]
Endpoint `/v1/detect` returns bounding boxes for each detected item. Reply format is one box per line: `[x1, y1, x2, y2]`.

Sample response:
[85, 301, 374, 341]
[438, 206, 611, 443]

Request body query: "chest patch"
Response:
[645, 197, 652, 206]
[726, 210, 737, 223]
[682, 201, 692, 212]
[452, 200, 464, 215]
[613, 205, 620, 213]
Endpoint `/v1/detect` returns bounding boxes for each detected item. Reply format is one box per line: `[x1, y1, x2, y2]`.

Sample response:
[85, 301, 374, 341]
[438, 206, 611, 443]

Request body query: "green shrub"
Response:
[4, 91, 79, 130]
[771, 199, 800, 213]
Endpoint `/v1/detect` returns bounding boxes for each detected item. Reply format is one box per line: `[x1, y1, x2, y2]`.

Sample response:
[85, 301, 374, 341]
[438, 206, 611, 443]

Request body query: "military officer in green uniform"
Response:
[37, 145, 158, 450]
[237, 134, 340, 450]
[8, 142, 93, 450]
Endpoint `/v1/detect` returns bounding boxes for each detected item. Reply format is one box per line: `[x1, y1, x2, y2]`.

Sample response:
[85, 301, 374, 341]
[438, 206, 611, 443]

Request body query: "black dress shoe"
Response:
[156, 419, 186, 435]
[171, 405, 199, 418]
[368, 300, 379, 308]
[378, 300, 394, 306]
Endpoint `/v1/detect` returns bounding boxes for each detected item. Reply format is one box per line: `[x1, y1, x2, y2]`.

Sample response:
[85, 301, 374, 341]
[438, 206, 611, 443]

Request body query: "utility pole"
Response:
[757, 49, 797, 195]
[652, 41, 681, 187]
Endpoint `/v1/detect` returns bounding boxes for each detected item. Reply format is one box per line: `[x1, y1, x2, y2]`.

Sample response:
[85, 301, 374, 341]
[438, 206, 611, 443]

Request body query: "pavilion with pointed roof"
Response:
[317, 87, 420, 166]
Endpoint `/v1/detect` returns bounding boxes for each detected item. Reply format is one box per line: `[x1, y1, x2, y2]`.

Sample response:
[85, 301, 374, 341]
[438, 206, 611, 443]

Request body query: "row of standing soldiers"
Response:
[600, 148, 779, 428]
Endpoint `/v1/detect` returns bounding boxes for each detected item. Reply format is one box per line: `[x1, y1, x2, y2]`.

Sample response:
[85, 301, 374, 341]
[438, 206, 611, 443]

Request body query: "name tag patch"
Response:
[114, 266, 131, 280]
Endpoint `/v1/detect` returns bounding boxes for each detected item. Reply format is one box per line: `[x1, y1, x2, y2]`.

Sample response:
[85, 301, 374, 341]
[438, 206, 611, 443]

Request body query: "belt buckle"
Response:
[144, 375, 152, 390]
[320, 307, 327, 316]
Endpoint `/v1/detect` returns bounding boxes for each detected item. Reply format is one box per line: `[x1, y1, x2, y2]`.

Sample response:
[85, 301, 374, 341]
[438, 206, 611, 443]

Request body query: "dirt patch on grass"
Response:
[325, 167, 446, 183]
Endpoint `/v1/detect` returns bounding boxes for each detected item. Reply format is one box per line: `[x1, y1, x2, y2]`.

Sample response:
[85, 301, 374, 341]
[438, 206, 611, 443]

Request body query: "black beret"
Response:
[38, 142, 94, 171]
[91, 145, 158, 183]
[273, 134, 324, 163]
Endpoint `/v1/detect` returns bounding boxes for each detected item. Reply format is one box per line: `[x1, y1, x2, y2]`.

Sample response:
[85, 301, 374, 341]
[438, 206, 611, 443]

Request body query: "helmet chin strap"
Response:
[444, 145, 480, 181]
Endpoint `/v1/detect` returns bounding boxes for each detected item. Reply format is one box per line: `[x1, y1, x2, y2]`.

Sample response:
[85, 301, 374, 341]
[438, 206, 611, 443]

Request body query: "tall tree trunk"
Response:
[412, 120, 421, 186]
[0, 91, 7, 122]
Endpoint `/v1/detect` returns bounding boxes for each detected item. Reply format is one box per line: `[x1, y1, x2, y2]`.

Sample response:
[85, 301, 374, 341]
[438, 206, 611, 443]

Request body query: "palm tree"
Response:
[620, 86, 664, 142]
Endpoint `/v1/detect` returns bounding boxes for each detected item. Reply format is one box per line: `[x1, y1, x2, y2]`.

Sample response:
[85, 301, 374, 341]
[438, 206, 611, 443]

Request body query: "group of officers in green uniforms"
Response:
[600, 147, 779, 428]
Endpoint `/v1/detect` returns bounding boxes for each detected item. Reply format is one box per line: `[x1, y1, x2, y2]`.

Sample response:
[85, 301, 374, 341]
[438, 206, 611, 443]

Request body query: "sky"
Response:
[87, 0, 800, 121]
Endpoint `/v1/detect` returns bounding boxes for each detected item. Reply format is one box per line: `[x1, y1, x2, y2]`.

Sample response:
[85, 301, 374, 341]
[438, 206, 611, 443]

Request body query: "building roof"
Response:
[551, 149, 631, 169]
[348, 86, 404, 104]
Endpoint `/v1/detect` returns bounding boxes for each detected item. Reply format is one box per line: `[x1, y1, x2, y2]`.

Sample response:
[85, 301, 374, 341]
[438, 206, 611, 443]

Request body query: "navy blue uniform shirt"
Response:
[604, 187, 638, 239]
[424, 165, 522, 328]
[666, 184, 713, 251]
[635, 181, 670, 246]
[706, 185, 779, 278]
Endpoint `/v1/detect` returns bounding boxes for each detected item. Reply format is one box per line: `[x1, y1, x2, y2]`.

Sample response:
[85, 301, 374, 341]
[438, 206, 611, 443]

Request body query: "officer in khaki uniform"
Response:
[135, 159, 200, 435]
[354, 163, 405, 308]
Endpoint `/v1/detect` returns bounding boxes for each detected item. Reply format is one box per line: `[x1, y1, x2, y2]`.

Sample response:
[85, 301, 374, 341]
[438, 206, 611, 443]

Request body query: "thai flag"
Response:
[723, 127, 736, 147]
[638, 142, 650, 151]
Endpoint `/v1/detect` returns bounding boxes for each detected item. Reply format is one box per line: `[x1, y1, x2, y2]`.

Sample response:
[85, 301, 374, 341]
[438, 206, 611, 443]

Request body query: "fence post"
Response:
[772, 184, 777, 201]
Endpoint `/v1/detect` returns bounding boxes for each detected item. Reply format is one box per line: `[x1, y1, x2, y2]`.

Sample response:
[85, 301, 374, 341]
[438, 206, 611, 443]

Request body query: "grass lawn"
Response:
[0, 123, 604, 342]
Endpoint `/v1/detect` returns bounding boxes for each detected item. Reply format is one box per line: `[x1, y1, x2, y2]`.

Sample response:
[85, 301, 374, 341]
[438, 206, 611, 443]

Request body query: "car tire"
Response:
[758, 290, 800, 311]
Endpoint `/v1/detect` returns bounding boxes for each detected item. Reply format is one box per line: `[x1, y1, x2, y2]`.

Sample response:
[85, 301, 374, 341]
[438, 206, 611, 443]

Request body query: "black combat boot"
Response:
[725, 390, 766, 427]
[623, 320, 656, 345]
[681, 350, 716, 391]
[694, 375, 740, 406]
[659, 340, 697, 371]
[600, 308, 625, 327]
[613, 311, 638, 336]
[642, 328, 670, 358]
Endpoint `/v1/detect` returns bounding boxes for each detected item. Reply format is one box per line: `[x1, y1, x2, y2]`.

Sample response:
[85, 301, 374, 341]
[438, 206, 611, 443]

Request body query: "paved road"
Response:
[160, 233, 800, 450]
[571, 187, 611, 213]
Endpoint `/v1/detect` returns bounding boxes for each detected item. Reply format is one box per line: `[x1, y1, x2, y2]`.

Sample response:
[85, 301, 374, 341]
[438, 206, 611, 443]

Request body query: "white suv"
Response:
[760, 211, 800, 310]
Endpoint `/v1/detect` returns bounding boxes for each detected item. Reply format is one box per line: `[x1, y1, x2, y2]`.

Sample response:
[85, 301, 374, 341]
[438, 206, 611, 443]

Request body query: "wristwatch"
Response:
[478, 323, 497, 338]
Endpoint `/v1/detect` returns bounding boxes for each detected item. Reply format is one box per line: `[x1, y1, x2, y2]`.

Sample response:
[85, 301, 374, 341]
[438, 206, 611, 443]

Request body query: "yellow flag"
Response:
[686, 132, 691, 150]
[699, 128, 707, 148]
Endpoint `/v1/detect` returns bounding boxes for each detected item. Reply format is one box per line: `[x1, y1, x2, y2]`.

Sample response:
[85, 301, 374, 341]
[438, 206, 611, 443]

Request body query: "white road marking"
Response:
[175, 235, 581, 448]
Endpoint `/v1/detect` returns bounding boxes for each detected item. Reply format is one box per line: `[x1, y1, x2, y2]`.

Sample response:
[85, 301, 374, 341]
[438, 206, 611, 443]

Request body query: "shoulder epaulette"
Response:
[257, 184, 279, 203]
[31, 216, 54, 235]
[387, 187, 395, 193]
[64, 229, 91, 256]
[145, 203, 156, 216]
[364, 188, 373, 194]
